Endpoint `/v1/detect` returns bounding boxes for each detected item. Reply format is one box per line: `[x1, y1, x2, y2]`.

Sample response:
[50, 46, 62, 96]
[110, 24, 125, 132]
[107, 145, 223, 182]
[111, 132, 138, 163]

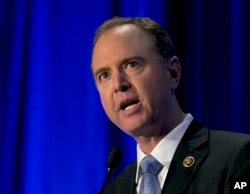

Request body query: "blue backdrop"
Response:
[1, 0, 250, 193]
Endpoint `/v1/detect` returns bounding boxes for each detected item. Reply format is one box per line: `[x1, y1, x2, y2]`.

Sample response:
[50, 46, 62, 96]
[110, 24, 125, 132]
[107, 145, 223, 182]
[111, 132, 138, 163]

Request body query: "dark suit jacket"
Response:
[103, 121, 250, 194]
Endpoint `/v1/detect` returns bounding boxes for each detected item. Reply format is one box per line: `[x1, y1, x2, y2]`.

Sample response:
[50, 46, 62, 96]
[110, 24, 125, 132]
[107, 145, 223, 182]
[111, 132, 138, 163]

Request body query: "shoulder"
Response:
[208, 129, 250, 153]
[209, 129, 250, 143]
[187, 120, 250, 152]
[208, 130, 250, 175]
[186, 121, 250, 175]
[204, 129, 250, 159]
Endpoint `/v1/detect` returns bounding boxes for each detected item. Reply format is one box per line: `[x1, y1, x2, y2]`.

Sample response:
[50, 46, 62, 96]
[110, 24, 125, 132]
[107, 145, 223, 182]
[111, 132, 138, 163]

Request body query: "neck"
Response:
[136, 109, 185, 154]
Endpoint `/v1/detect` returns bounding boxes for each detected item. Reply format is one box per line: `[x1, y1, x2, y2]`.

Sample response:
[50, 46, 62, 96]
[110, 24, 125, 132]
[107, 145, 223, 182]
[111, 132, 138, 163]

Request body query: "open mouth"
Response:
[120, 100, 140, 110]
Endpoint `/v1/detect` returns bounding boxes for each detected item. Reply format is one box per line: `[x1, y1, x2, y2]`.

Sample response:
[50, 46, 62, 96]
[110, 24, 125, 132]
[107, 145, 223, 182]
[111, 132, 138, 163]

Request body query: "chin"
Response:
[115, 114, 152, 135]
[120, 122, 148, 137]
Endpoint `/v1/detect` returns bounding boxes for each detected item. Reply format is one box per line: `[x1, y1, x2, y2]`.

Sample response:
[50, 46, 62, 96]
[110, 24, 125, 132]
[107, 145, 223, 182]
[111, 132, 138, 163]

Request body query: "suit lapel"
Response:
[162, 120, 210, 193]
[118, 160, 137, 194]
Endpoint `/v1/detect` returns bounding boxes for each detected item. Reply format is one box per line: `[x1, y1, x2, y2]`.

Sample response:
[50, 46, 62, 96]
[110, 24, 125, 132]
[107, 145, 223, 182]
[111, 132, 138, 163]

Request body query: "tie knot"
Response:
[140, 155, 163, 175]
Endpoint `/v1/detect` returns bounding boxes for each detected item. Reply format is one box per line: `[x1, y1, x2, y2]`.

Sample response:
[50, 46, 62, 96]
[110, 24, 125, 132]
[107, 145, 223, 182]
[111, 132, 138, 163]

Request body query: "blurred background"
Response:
[1, 0, 250, 193]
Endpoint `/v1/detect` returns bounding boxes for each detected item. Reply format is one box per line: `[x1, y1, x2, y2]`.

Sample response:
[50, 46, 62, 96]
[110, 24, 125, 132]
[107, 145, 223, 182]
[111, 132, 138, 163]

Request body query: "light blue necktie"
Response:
[139, 155, 163, 194]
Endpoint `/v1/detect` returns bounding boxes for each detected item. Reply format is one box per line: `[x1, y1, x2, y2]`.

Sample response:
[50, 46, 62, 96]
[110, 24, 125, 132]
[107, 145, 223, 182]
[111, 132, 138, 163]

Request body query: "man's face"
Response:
[92, 24, 178, 137]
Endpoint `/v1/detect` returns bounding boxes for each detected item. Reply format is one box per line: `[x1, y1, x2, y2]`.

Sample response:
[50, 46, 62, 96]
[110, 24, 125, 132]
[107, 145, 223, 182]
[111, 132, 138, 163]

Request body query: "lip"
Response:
[119, 99, 141, 116]
[120, 99, 140, 110]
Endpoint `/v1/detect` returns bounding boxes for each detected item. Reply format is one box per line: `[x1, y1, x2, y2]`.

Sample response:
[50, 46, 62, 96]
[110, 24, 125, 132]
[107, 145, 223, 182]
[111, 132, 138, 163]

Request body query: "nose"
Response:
[112, 72, 131, 92]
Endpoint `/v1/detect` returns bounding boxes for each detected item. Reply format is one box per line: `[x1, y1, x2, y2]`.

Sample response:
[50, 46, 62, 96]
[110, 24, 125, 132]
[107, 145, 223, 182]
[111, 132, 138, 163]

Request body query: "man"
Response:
[91, 17, 250, 194]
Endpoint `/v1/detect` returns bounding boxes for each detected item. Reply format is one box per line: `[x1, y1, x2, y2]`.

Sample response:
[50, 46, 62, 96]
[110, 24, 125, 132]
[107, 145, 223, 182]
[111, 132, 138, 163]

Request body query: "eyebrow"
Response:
[94, 67, 110, 78]
[93, 55, 145, 78]
[119, 56, 145, 66]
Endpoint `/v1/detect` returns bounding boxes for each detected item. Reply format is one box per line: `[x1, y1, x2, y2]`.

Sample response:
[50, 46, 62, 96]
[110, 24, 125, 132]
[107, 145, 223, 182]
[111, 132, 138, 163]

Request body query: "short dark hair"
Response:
[93, 17, 176, 63]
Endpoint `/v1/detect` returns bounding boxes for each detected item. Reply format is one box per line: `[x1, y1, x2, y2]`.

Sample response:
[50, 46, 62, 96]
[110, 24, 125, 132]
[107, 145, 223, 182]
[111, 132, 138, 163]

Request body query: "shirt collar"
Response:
[135, 113, 194, 183]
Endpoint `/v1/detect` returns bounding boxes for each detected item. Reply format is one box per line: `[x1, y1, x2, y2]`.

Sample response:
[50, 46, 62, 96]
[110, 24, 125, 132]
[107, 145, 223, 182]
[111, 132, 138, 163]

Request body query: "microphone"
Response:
[99, 147, 122, 193]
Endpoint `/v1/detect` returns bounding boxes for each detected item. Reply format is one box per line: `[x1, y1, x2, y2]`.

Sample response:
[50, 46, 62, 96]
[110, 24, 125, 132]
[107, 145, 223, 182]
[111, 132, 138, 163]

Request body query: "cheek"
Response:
[99, 90, 115, 116]
[140, 77, 170, 106]
[138, 77, 158, 95]
[136, 80, 156, 107]
[100, 94, 109, 108]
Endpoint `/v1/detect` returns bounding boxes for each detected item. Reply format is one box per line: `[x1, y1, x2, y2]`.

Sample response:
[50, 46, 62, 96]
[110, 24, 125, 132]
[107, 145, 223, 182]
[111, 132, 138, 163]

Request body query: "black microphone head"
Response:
[107, 147, 122, 169]
[100, 148, 122, 193]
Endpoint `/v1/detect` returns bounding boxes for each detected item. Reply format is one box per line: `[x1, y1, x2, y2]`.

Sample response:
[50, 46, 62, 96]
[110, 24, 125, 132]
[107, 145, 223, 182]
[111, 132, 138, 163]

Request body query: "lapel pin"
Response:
[183, 156, 195, 168]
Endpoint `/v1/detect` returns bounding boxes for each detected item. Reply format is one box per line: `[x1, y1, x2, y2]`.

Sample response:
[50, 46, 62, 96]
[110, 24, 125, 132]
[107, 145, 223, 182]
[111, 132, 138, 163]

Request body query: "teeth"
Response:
[121, 100, 139, 110]
[124, 104, 136, 110]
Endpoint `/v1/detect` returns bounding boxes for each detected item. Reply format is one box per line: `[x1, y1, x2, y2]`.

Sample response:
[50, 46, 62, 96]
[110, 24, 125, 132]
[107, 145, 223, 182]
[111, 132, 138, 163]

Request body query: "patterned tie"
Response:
[139, 155, 163, 194]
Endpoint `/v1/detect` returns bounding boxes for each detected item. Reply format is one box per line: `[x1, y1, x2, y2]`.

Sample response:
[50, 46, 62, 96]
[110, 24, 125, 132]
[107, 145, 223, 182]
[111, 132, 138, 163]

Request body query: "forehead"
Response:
[96, 24, 153, 46]
[92, 24, 153, 65]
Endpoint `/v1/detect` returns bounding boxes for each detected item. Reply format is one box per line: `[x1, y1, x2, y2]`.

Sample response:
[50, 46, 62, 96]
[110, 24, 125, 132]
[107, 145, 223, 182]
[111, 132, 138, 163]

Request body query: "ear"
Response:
[166, 56, 181, 89]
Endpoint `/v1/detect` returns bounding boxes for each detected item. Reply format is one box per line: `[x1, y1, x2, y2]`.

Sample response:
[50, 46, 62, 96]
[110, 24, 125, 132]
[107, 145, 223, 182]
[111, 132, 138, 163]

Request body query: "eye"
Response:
[126, 61, 139, 69]
[98, 72, 110, 82]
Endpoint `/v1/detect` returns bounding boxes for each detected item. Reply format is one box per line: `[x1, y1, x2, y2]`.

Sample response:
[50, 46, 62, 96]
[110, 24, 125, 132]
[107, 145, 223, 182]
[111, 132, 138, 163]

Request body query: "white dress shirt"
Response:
[135, 113, 193, 193]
